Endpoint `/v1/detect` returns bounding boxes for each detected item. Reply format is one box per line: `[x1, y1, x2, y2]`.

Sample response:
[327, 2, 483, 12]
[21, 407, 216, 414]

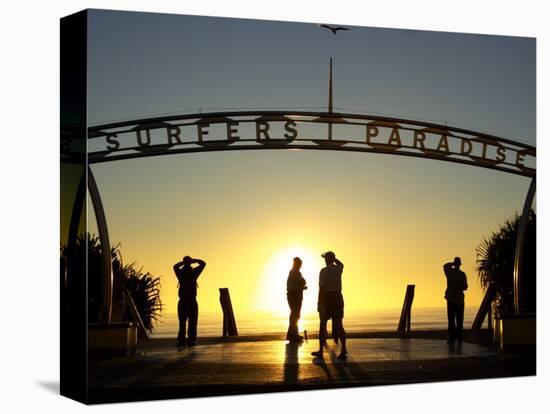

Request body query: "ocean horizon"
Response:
[150, 306, 480, 338]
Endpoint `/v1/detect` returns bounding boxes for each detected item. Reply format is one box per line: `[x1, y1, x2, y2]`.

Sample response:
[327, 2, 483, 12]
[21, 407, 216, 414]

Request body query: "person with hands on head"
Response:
[443, 256, 468, 344]
[174, 256, 206, 348]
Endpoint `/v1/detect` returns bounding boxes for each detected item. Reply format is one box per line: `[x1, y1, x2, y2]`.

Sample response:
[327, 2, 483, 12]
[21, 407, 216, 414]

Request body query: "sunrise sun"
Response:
[257, 245, 323, 314]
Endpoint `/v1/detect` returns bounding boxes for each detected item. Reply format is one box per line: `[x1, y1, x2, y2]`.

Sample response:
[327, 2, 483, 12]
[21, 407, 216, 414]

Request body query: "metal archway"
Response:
[63, 110, 536, 322]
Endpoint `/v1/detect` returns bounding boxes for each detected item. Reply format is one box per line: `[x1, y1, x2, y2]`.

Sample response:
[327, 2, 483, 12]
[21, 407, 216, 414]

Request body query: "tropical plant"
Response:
[61, 233, 163, 331]
[121, 261, 163, 332]
[475, 210, 536, 316]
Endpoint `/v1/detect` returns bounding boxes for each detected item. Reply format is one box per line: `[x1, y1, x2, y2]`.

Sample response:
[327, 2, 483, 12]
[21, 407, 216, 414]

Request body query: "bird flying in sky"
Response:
[316, 24, 351, 35]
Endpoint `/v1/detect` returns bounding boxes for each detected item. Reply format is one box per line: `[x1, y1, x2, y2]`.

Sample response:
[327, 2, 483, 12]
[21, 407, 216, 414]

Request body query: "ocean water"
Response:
[150, 307, 479, 338]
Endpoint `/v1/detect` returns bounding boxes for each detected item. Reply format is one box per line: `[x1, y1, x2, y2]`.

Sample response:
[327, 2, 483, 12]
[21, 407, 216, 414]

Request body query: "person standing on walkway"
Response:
[312, 251, 348, 359]
[286, 257, 307, 342]
[174, 256, 206, 348]
[443, 257, 468, 344]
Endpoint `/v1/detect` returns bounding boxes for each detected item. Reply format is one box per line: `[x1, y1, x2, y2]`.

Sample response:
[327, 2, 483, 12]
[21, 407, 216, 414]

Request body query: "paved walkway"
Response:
[143, 338, 492, 366]
[89, 337, 516, 404]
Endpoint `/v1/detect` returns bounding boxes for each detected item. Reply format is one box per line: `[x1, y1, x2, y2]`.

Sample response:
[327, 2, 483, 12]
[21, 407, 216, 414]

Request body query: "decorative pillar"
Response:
[87, 166, 113, 324]
[513, 177, 536, 315]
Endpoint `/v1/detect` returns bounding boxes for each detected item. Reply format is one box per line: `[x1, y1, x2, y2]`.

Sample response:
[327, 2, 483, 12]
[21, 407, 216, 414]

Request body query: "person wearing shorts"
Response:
[312, 251, 347, 359]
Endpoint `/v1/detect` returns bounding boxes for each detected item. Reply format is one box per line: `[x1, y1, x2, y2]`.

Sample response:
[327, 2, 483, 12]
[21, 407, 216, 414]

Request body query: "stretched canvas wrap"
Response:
[60, 9, 536, 404]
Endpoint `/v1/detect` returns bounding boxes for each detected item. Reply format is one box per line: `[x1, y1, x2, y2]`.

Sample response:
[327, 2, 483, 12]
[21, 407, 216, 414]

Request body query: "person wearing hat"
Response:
[311, 251, 348, 359]
[443, 257, 468, 344]
[174, 255, 206, 348]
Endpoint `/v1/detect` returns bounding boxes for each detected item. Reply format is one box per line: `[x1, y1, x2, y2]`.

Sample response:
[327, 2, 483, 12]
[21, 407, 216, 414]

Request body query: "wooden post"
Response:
[219, 288, 238, 336]
[398, 285, 415, 335]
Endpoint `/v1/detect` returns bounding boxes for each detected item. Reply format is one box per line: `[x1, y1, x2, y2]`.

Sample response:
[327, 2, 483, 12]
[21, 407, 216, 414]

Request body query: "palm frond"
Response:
[475, 210, 536, 316]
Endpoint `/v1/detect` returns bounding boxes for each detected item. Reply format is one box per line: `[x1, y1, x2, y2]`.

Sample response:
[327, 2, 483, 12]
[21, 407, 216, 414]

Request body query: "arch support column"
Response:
[88, 166, 113, 324]
[513, 177, 536, 315]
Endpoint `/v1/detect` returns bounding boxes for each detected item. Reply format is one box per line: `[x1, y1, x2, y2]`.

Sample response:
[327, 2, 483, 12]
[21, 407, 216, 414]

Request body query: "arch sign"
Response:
[64, 110, 535, 177]
[62, 110, 535, 324]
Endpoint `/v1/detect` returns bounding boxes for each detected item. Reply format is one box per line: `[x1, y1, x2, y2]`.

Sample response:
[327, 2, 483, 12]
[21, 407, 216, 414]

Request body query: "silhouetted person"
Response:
[174, 256, 206, 348]
[443, 257, 468, 344]
[286, 257, 307, 342]
[312, 251, 347, 359]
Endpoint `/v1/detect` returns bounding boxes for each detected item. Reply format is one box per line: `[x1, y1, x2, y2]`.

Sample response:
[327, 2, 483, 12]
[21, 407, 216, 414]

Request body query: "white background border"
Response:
[0, 0, 547, 412]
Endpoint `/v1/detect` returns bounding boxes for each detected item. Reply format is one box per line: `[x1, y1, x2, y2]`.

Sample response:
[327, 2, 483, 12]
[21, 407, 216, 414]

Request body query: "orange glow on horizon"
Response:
[86, 151, 530, 318]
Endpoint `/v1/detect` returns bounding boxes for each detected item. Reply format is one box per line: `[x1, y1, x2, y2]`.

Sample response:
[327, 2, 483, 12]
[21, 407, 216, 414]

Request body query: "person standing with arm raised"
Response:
[443, 257, 468, 344]
[174, 256, 206, 348]
[312, 251, 348, 359]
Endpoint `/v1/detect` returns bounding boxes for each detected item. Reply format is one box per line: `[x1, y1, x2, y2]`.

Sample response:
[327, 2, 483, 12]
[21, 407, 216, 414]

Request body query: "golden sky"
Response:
[73, 11, 535, 320]
[75, 150, 532, 316]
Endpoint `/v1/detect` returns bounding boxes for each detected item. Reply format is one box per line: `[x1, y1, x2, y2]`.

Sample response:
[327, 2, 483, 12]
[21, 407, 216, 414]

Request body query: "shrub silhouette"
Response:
[476, 210, 536, 316]
[61, 233, 162, 332]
